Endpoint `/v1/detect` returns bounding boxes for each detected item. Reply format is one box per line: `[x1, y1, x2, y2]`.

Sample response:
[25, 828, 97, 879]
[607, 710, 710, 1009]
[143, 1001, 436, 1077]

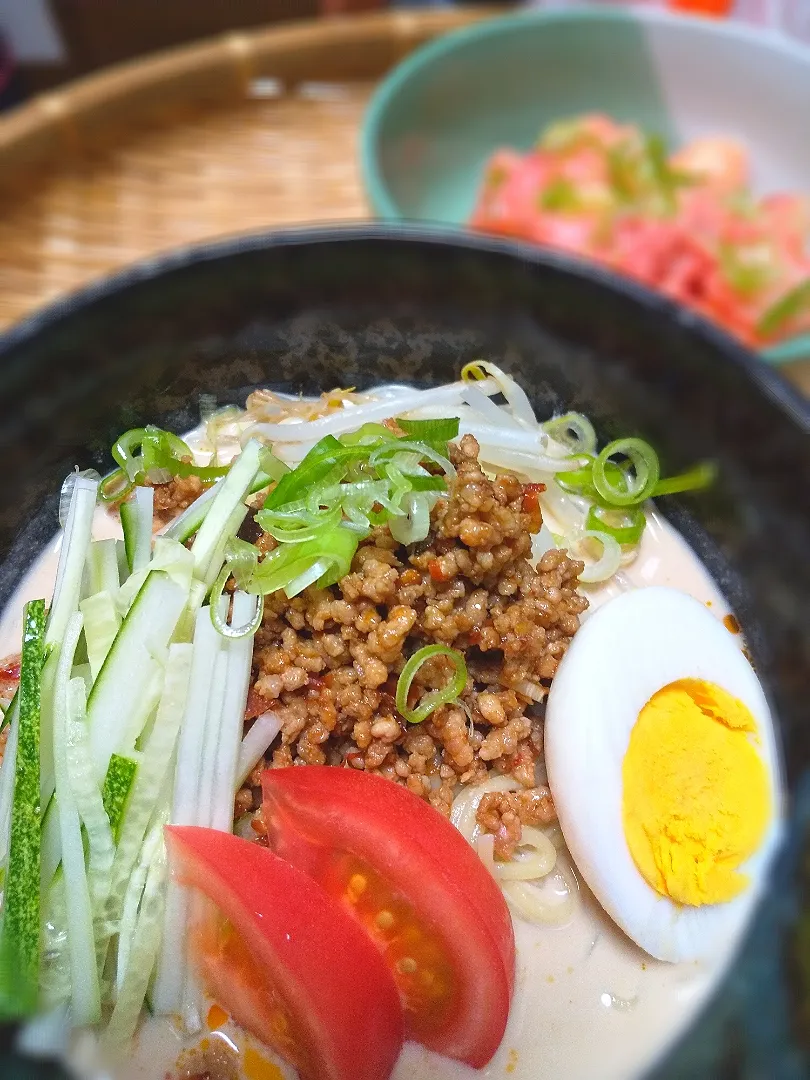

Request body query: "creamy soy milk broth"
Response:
[0, 413, 753, 1080]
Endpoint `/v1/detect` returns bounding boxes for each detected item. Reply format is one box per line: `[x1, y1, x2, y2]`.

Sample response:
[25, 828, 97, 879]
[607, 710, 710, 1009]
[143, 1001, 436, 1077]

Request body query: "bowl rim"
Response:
[359, 6, 810, 368]
[0, 222, 807, 436]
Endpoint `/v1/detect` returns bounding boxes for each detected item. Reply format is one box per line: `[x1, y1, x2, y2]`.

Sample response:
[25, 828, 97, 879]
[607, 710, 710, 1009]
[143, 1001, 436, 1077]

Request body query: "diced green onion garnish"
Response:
[652, 461, 717, 498]
[396, 417, 460, 453]
[592, 438, 660, 507]
[395, 645, 468, 725]
[111, 426, 230, 492]
[542, 412, 597, 456]
[585, 505, 646, 546]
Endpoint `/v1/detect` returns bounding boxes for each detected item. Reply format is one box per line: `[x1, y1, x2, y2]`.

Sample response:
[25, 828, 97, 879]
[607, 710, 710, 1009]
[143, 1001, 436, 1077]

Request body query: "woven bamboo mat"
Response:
[0, 7, 807, 395]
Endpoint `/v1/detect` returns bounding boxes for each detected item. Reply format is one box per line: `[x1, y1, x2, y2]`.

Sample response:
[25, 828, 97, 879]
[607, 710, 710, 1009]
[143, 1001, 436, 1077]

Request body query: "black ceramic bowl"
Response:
[0, 226, 808, 1080]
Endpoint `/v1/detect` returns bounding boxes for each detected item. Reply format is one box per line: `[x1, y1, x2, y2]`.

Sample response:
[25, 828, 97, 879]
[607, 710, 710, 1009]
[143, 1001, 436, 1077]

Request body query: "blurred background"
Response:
[0, 0, 809, 394]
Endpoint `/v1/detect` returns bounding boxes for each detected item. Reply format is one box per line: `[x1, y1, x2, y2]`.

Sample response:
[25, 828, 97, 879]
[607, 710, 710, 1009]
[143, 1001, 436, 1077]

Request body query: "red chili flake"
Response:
[243, 688, 267, 722]
[428, 559, 450, 583]
[522, 483, 546, 514]
[468, 628, 482, 646]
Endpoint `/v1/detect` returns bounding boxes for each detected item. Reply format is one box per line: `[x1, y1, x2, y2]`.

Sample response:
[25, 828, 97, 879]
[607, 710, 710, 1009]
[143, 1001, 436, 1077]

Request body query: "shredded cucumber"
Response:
[117, 538, 194, 617]
[107, 646, 190, 920]
[120, 487, 154, 575]
[87, 570, 187, 778]
[101, 756, 138, 842]
[210, 592, 256, 833]
[201, 504, 248, 591]
[80, 590, 120, 682]
[39, 874, 71, 1010]
[151, 605, 221, 1016]
[105, 819, 167, 1047]
[47, 478, 98, 648]
[65, 682, 115, 925]
[40, 796, 61, 894]
[190, 439, 261, 580]
[86, 539, 120, 599]
[0, 701, 20, 872]
[0, 599, 46, 1017]
[52, 613, 100, 1027]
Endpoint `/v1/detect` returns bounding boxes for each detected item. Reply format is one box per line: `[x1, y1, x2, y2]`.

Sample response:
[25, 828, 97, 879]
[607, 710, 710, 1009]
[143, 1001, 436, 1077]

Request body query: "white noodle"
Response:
[242, 380, 498, 443]
[502, 860, 579, 927]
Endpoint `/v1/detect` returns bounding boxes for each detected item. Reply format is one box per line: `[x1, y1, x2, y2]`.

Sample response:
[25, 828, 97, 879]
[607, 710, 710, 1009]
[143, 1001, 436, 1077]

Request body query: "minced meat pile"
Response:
[236, 434, 588, 857]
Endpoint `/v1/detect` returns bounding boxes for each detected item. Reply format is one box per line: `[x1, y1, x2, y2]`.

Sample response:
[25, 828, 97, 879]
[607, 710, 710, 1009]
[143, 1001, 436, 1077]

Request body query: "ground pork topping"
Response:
[236, 435, 587, 846]
[476, 786, 558, 860]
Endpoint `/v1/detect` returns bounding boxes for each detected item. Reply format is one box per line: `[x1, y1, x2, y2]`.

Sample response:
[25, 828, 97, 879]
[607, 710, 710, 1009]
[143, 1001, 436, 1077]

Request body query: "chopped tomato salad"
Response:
[470, 114, 810, 347]
[262, 766, 516, 1068]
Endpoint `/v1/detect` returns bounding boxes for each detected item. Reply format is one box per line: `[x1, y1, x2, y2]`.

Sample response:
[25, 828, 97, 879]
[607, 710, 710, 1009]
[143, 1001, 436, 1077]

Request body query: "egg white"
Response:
[544, 586, 783, 964]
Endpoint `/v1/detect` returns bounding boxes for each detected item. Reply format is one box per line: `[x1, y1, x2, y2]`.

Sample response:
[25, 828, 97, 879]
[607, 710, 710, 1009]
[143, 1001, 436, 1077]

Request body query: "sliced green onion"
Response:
[209, 568, 263, 640]
[585, 504, 646, 546]
[99, 468, 133, 503]
[112, 426, 230, 489]
[338, 423, 397, 446]
[396, 417, 460, 453]
[258, 448, 290, 483]
[396, 645, 468, 725]
[542, 413, 597, 456]
[652, 461, 717, 498]
[592, 438, 660, 507]
[369, 439, 454, 479]
[264, 436, 368, 510]
[574, 530, 623, 584]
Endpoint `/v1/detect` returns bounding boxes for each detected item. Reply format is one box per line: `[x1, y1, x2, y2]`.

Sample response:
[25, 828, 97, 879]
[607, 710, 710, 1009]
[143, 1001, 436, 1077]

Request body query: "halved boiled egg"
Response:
[544, 586, 783, 963]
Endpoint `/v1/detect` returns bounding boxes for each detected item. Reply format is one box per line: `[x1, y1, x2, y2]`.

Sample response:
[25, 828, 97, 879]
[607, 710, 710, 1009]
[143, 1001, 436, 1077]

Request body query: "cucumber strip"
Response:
[151, 606, 221, 1016]
[197, 650, 229, 830]
[87, 570, 188, 778]
[210, 592, 256, 833]
[115, 540, 129, 587]
[120, 487, 154, 575]
[201, 503, 248, 592]
[115, 810, 166, 1001]
[190, 439, 261, 580]
[174, 580, 207, 645]
[86, 539, 120, 599]
[105, 818, 167, 1046]
[38, 651, 58, 812]
[47, 478, 98, 648]
[65, 680, 115, 923]
[0, 687, 16, 736]
[120, 659, 163, 754]
[80, 591, 121, 682]
[162, 483, 219, 544]
[40, 796, 61, 894]
[107, 645, 191, 925]
[0, 704, 20, 870]
[39, 874, 71, 1010]
[117, 537, 194, 618]
[52, 612, 100, 1026]
[162, 467, 271, 546]
[0, 600, 46, 1017]
[101, 755, 138, 842]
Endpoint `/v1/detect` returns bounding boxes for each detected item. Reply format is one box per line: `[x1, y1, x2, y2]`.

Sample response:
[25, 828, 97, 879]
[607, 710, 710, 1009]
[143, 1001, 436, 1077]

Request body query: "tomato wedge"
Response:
[262, 767, 515, 1068]
[165, 827, 403, 1080]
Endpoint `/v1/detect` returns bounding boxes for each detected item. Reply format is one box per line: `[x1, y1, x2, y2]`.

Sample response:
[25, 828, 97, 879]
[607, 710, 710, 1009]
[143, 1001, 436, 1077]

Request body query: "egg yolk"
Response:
[622, 679, 770, 907]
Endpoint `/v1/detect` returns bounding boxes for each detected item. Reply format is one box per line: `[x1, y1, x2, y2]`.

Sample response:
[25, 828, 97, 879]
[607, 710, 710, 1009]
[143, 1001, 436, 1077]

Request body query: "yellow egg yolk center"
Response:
[622, 679, 770, 907]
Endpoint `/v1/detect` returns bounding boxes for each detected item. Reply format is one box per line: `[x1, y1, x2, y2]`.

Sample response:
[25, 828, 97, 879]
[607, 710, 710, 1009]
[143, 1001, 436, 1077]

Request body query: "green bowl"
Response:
[361, 7, 810, 367]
